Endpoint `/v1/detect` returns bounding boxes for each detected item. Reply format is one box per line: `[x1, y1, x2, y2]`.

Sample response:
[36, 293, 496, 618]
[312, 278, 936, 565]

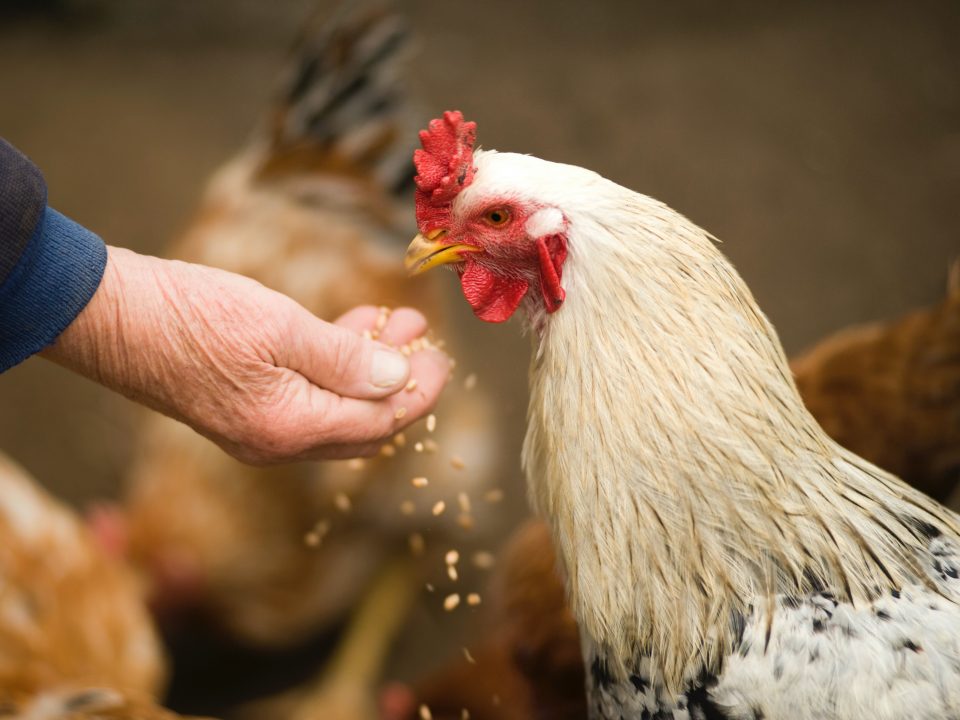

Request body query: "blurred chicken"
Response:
[114, 0, 500, 667]
[395, 262, 960, 720]
[792, 260, 960, 505]
[0, 453, 208, 719]
[238, 556, 416, 720]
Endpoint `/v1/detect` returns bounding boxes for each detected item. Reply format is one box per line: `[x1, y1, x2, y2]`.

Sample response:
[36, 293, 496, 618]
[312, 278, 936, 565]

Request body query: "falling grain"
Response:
[457, 514, 475, 530]
[395, 407, 408, 420]
[432, 500, 446, 516]
[457, 492, 472, 513]
[464, 373, 477, 390]
[450, 455, 465, 470]
[467, 593, 482, 606]
[424, 438, 439, 454]
[347, 458, 365, 471]
[484, 489, 504, 503]
[462, 648, 476, 665]
[409, 533, 425, 556]
[426, 414, 437, 432]
[380, 444, 396, 457]
[399, 500, 416, 516]
[334, 493, 352, 513]
[414, 442, 425, 453]
[445, 550, 460, 566]
[405, 378, 418, 392]
[462, 710, 471, 720]
[443, 593, 461, 611]
[419, 704, 433, 720]
[447, 565, 459, 582]
[304, 520, 331, 548]
[425, 582, 435, 592]
[375, 306, 390, 332]
[473, 551, 495, 569]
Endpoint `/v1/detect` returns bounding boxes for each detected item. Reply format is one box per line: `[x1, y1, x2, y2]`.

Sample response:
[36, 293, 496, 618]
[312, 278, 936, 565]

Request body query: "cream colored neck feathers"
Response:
[520, 184, 960, 691]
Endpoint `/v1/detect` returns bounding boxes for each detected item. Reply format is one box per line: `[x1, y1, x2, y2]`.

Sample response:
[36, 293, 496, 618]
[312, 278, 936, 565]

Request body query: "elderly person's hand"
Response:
[42, 247, 449, 464]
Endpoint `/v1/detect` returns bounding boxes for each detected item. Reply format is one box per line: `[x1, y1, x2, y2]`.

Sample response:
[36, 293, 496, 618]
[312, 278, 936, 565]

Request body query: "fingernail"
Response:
[371, 349, 410, 388]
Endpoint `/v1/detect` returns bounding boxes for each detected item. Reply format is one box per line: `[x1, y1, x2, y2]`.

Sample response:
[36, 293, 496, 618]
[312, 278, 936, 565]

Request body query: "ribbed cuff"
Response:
[0, 207, 108, 372]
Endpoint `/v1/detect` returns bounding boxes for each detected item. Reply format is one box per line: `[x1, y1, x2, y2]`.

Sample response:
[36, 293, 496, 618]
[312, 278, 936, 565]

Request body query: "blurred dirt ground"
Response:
[0, 0, 958, 713]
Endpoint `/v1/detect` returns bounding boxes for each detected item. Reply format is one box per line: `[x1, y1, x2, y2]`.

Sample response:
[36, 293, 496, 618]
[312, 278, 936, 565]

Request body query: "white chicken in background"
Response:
[406, 111, 960, 719]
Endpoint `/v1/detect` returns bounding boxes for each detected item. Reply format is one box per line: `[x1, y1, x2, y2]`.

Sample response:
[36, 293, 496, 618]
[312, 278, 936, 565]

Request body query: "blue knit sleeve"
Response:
[0, 140, 108, 373]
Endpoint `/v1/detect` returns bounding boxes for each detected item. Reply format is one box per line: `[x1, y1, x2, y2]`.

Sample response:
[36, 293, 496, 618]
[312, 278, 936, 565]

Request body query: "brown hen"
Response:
[113, 2, 501, 701]
[0, 453, 211, 719]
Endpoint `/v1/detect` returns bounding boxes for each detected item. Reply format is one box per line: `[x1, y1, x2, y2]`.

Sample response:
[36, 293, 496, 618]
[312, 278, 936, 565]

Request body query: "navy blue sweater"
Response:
[0, 139, 107, 372]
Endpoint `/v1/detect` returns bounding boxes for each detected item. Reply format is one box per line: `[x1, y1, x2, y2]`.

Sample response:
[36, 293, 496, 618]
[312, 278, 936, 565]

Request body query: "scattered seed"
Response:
[445, 550, 460, 566]
[400, 345, 412, 356]
[443, 593, 461, 611]
[411, 476, 429, 488]
[484, 489, 504, 503]
[457, 514, 475, 530]
[380, 444, 396, 457]
[464, 373, 477, 390]
[425, 583, 435, 592]
[394, 432, 407, 447]
[462, 648, 476, 665]
[419, 704, 432, 720]
[395, 407, 407, 420]
[424, 438, 439, 454]
[334, 493, 351, 513]
[414, 442, 425, 453]
[461, 710, 471, 720]
[473, 551, 495, 569]
[399, 500, 415, 516]
[375, 307, 390, 332]
[305, 520, 331, 547]
[447, 565, 459, 581]
[361, 329, 373, 340]
[347, 458, 365, 471]
[405, 378, 418, 392]
[409, 533, 425, 556]
[450, 455, 465, 470]
[426, 414, 437, 432]
[467, 593, 482, 606]
[457, 492, 472, 513]
[432, 500, 446, 516]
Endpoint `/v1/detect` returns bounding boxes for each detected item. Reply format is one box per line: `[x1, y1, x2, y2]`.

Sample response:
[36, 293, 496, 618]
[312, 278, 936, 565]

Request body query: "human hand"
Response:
[42, 247, 450, 464]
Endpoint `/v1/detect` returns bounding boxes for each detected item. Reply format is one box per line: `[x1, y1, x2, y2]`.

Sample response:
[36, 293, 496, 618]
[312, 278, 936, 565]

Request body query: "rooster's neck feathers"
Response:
[511, 166, 960, 691]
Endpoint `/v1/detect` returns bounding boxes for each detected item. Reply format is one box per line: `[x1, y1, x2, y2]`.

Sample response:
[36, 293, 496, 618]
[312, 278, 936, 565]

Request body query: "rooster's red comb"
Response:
[414, 110, 477, 233]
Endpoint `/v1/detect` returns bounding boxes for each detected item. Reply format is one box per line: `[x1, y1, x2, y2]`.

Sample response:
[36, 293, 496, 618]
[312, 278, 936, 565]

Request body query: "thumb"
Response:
[288, 311, 410, 399]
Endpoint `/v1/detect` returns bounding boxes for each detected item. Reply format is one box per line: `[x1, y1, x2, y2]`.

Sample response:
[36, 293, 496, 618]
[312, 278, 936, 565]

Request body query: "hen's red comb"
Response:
[414, 110, 477, 233]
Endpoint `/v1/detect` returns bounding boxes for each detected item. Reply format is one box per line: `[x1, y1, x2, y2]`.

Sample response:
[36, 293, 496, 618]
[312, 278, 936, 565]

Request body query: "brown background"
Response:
[0, 0, 957, 536]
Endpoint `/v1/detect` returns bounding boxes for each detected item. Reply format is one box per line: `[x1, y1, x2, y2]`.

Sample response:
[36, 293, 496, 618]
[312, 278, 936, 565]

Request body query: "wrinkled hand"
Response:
[43, 247, 450, 464]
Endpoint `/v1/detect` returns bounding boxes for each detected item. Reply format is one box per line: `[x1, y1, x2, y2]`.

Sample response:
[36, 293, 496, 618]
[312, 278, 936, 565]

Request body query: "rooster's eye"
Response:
[482, 208, 511, 227]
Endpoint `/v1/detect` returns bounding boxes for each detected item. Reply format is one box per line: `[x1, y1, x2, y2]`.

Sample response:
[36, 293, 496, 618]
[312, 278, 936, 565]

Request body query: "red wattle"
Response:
[459, 261, 529, 323]
[536, 235, 567, 313]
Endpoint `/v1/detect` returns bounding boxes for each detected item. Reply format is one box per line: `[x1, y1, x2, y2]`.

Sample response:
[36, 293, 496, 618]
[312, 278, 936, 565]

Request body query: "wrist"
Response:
[41, 246, 137, 388]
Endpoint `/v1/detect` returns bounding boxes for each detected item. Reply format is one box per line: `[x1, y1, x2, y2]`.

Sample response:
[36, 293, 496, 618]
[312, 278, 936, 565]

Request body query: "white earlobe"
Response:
[525, 207, 565, 238]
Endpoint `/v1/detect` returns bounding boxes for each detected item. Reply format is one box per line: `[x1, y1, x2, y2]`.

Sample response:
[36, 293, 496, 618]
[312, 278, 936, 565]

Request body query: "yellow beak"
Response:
[405, 229, 482, 276]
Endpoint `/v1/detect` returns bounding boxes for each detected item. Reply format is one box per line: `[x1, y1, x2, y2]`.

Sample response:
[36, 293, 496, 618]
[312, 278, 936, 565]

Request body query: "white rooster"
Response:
[405, 111, 960, 719]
